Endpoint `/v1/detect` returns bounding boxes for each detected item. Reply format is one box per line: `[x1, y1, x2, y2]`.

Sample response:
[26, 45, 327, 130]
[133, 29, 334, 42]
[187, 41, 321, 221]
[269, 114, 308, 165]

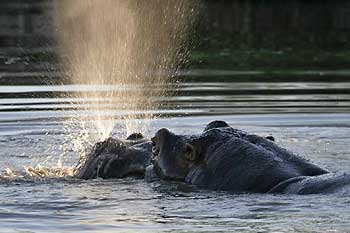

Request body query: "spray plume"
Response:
[53, 0, 196, 141]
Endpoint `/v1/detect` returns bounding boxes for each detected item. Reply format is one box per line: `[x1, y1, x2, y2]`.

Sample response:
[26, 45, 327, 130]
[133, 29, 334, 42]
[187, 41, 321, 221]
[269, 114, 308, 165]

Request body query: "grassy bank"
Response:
[2, 47, 350, 73]
[189, 48, 350, 70]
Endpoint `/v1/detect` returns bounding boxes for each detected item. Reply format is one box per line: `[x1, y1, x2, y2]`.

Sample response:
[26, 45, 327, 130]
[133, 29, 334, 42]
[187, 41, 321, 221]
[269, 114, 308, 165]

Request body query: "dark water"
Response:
[1, 71, 350, 232]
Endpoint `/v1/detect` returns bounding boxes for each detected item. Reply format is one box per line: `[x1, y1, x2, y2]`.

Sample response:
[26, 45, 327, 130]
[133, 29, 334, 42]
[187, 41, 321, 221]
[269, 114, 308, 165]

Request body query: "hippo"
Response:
[76, 133, 152, 179]
[76, 121, 350, 195]
[151, 120, 350, 194]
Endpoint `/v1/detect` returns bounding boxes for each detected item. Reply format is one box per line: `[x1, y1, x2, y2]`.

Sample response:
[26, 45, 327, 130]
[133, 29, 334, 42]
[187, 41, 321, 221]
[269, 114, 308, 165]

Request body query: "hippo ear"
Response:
[127, 133, 144, 140]
[185, 143, 196, 161]
[204, 120, 229, 132]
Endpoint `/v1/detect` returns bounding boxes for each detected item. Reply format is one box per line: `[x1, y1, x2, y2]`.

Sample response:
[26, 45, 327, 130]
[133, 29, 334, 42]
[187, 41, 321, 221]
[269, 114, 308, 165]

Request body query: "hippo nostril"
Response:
[152, 142, 159, 159]
[152, 146, 157, 154]
[151, 136, 160, 158]
[151, 136, 157, 146]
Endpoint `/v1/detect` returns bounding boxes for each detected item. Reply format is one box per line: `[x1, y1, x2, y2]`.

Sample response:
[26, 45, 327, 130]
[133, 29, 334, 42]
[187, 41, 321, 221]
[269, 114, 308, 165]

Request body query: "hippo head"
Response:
[151, 128, 197, 181]
[151, 121, 231, 181]
[76, 132, 152, 179]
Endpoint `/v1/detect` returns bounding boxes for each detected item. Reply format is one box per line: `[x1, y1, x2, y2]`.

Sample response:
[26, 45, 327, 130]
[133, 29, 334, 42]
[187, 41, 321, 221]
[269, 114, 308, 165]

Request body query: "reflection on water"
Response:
[0, 72, 350, 232]
[1, 80, 350, 116]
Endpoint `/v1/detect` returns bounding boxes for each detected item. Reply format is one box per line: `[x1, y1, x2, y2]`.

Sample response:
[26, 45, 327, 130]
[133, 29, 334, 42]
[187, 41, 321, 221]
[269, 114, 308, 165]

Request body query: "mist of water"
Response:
[53, 0, 196, 141]
[1, 1, 196, 178]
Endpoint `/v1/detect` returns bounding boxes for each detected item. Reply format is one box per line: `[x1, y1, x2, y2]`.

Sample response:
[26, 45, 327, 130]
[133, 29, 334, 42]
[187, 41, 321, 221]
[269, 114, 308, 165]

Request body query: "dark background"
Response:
[0, 0, 350, 72]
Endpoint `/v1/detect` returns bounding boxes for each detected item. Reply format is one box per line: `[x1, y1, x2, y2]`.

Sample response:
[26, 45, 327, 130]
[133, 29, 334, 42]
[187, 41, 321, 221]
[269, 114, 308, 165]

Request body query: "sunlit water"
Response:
[1, 72, 350, 232]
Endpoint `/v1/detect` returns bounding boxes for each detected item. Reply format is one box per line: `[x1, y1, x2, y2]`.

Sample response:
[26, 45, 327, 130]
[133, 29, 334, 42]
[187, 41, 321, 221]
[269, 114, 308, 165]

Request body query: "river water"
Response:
[0, 70, 350, 232]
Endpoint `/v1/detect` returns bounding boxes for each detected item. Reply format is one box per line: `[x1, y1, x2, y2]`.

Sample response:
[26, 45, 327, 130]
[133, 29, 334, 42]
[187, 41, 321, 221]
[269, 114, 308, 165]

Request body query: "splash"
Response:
[53, 0, 196, 142]
[4, 0, 198, 179]
[0, 2, 196, 180]
[1, 166, 75, 179]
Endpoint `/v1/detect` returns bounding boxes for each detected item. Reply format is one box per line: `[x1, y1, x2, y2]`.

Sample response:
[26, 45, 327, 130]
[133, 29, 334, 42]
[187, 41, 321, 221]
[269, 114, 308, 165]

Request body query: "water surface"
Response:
[0, 71, 350, 232]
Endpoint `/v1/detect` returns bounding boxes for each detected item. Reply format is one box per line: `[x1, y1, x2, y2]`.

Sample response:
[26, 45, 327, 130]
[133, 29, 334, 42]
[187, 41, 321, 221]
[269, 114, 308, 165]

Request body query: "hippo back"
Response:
[269, 173, 350, 195]
[186, 130, 328, 193]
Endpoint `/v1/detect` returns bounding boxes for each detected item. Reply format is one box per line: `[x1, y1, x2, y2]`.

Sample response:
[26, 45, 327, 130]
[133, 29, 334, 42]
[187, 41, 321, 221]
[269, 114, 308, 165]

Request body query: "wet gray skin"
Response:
[151, 120, 350, 194]
[76, 133, 152, 179]
[76, 121, 350, 194]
